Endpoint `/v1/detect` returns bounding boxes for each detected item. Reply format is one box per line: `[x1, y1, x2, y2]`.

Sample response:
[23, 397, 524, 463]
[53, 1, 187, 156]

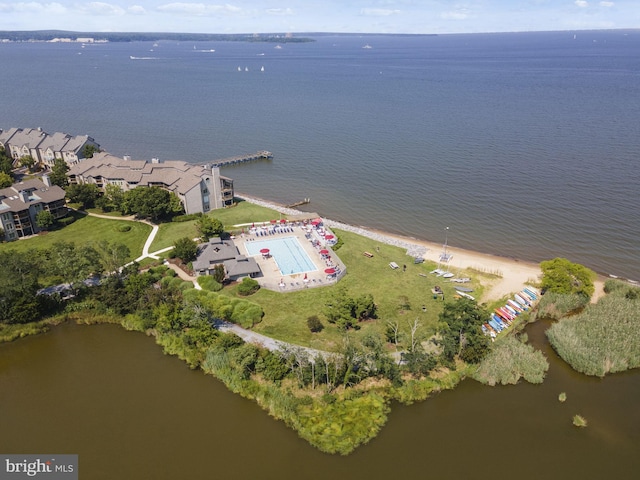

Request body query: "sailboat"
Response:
[260, 66, 264, 72]
[238, 66, 242, 71]
[245, 67, 249, 72]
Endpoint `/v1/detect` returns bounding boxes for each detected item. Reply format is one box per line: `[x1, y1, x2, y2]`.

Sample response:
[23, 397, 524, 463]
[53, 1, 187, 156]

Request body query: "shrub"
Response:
[307, 315, 324, 333]
[237, 277, 260, 296]
[197, 275, 223, 292]
[117, 224, 131, 232]
[172, 213, 203, 223]
[58, 216, 75, 226]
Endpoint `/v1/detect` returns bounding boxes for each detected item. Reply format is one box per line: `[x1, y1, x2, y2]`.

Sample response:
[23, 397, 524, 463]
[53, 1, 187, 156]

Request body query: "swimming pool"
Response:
[245, 236, 317, 276]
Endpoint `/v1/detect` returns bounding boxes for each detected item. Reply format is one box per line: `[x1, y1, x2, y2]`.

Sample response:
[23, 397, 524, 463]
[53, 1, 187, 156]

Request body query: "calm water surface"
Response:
[1, 323, 638, 479]
[1, 30, 639, 280]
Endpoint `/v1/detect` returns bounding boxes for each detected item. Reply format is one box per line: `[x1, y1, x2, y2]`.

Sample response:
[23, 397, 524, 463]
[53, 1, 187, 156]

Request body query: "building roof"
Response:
[38, 132, 72, 152]
[7, 128, 47, 150]
[68, 153, 210, 195]
[0, 178, 66, 213]
[0, 127, 21, 147]
[192, 237, 240, 271]
[223, 256, 261, 278]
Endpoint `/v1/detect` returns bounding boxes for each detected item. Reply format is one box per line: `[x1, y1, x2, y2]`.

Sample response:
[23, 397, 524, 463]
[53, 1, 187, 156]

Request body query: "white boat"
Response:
[245, 67, 249, 72]
[362, 44, 373, 49]
[274, 45, 282, 49]
[261, 66, 264, 72]
[442, 272, 454, 278]
[238, 66, 242, 71]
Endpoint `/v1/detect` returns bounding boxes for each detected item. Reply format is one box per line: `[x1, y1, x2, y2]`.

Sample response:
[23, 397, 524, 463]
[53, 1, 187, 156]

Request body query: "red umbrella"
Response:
[270, 219, 277, 224]
[324, 268, 336, 275]
[319, 249, 329, 255]
[280, 219, 287, 224]
[311, 219, 322, 226]
[324, 234, 334, 240]
[260, 248, 270, 254]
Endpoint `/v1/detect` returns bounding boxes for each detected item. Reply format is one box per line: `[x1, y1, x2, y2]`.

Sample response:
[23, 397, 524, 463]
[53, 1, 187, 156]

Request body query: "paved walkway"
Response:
[85, 210, 333, 358]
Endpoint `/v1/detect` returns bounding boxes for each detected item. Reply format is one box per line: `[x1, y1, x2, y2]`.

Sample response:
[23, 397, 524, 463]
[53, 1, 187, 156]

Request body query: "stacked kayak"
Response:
[483, 286, 539, 338]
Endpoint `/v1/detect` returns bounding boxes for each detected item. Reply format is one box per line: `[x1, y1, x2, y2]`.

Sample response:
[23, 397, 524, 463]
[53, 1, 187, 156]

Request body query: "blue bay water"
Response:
[1, 30, 639, 280]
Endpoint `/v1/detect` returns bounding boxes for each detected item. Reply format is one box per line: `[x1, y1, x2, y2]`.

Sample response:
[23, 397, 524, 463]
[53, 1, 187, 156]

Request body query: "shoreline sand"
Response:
[236, 194, 605, 303]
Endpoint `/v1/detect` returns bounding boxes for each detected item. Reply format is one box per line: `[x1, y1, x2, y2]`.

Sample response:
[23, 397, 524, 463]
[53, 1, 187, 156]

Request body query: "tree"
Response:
[0, 147, 13, 176]
[437, 298, 491, 364]
[196, 215, 224, 241]
[83, 144, 100, 159]
[540, 257, 596, 299]
[45, 241, 102, 289]
[49, 158, 69, 188]
[0, 250, 44, 324]
[19, 155, 36, 172]
[122, 186, 177, 221]
[35, 210, 55, 230]
[98, 183, 124, 212]
[212, 264, 226, 284]
[0, 172, 12, 188]
[324, 286, 376, 330]
[96, 240, 131, 276]
[173, 237, 198, 263]
[65, 183, 100, 209]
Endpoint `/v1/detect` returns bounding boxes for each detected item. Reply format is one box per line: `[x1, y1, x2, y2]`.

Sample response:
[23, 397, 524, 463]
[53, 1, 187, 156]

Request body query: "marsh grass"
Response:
[573, 415, 588, 427]
[546, 287, 640, 376]
[472, 335, 549, 385]
[558, 392, 567, 402]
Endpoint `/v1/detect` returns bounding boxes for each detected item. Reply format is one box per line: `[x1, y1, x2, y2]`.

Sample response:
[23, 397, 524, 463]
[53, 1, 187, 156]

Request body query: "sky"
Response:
[0, 0, 638, 35]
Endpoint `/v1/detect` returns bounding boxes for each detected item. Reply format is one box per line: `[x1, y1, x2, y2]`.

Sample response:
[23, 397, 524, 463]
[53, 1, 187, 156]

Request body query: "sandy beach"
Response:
[237, 194, 604, 303]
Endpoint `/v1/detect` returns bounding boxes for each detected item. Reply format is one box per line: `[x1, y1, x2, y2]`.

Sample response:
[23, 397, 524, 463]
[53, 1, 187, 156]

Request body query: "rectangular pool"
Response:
[245, 236, 317, 276]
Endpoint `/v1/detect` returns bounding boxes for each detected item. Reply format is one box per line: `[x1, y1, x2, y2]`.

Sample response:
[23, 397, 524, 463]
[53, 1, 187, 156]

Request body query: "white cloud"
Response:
[80, 2, 126, 16]
[156, 3, 243, 16]
[574, 0, 588, 7]
[441, 9, 470, 20]
[266, 8, 293, 16]
[599, 1, 614, 6]
[360, 8, 400, 17]
[0, 2, 65, 13]
[128, 5, 146, 15]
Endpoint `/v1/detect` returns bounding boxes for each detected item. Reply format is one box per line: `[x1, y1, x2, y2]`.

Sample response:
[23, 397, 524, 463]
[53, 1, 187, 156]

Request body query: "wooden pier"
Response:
[210, 151, 273, 167]
[285, 198, 310, 208]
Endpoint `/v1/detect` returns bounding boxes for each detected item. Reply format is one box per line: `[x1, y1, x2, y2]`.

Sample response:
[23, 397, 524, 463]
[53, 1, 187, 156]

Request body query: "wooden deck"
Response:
[209, 151, 273, 167]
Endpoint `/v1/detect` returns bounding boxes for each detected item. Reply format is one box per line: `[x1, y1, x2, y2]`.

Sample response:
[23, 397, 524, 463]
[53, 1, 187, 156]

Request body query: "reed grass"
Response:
[472, 336, 549, 386]
[573, 415, 588, 427]
[546, 288, 640, 376]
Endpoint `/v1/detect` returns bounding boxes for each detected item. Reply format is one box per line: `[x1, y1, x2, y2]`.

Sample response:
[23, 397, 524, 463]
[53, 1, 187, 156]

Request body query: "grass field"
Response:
[246, 228, 486, 350]
[0, 211, 151, 261]
[149, 200, 285, 251]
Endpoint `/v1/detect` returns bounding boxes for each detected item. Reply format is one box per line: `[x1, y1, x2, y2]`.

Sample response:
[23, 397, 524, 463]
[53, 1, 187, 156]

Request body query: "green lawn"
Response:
[0, 212, 151, 261]
[150, 200, 294, 252]
[244, 229, 485, 350]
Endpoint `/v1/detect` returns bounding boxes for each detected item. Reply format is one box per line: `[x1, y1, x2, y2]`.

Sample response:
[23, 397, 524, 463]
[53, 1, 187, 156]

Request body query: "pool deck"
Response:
[232, 222, 345, 291]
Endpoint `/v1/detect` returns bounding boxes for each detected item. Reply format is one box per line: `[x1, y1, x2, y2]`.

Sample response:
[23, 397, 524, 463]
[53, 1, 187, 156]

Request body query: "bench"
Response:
[389, 262, 399, 269]
[363, 251, 374, 258]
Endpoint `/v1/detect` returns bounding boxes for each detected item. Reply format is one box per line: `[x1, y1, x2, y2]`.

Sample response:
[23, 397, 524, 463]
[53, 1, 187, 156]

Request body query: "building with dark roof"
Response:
[0, 176, 67, 240]
[67, 152, 234, 214]
[193, 237, 261, 281]
[0, 127, 100, 168]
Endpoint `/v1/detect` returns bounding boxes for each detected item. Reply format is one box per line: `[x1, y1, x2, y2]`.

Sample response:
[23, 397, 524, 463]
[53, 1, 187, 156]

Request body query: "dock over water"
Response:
[210, 151, 273, 167]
